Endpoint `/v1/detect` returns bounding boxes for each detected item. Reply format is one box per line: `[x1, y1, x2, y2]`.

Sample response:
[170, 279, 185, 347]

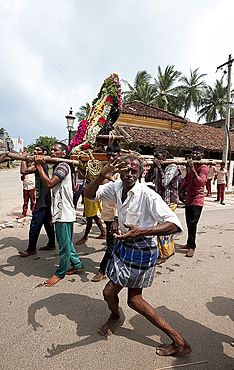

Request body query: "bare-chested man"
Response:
[85, 154, 191, 356]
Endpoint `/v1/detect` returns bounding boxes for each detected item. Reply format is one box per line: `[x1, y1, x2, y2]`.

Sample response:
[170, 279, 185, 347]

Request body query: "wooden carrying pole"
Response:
[7, 153, 80, 167]
[7, 152, 216, 167]
[144, 158, 216, 166]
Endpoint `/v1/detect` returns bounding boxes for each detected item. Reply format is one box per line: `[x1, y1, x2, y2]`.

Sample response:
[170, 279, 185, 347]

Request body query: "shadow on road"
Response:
[0, 236, 106, 282]
[27, 293, 233, 368]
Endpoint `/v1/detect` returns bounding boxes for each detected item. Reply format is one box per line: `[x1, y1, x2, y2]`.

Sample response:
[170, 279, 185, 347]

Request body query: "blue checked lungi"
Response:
[106, 236, 160, 288]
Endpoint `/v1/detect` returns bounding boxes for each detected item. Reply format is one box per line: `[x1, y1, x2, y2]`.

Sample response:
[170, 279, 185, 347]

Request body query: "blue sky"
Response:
[0, 0, 233, 146]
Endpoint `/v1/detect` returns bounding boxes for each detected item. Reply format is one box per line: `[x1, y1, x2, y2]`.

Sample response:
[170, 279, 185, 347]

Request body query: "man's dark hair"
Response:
[121, 154, 144, 178]
[106, 144, 121, 154]
[220, 161, 225, 166]
[192, 145, 204, 154]
[56, 142, 68, 156]
[153, 147, 170, 159]
[38, 144, 49, 155]
[184, 150, 192, 158]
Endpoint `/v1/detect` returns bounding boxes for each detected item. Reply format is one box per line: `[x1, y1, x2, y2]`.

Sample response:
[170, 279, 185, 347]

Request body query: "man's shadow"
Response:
[0, 236, 102, 283]
[28, 293, 233, 368]
[206, 296, 234, 322]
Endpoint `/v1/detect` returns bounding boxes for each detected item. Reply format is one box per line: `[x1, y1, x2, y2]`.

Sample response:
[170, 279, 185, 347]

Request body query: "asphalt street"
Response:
[0, 166, 233, 370]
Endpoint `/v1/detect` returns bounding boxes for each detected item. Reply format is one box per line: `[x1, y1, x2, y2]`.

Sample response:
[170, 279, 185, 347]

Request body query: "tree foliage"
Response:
[75, 102, 91, 122]
[121, 66, 232, 122]
[197, 80, 228, 122]
[178, 68, 207, 118]
[27, 136, 58, 153]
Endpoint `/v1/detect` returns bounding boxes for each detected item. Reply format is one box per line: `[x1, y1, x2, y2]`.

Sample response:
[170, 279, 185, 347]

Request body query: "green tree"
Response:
[179, 68, 207, 118]
[197, 79, 228, 122]
[27, 136, 58, 153]
[122, 70, 156, 104]
[152, 65, 182, 112]
[75, 102, 91, 122]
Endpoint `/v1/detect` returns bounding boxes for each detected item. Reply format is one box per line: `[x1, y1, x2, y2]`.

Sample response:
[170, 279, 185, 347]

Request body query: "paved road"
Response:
[0, 166, 233, 369]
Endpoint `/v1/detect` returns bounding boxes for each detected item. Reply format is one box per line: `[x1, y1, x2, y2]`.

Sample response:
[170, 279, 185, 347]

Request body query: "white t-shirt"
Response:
[94, 180, 183, 235]
[52, 163, 76, 223]
[217, 168, 228, 184]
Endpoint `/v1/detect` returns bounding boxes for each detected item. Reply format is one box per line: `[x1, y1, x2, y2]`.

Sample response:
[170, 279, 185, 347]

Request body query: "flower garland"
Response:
[71, 73, 122, 153]
[68, 120, 89, 152]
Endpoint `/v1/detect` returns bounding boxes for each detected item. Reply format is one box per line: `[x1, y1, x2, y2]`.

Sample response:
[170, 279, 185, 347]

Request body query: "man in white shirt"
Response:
[213, 162, 228, 205]
[34, 142, 84, 286]
[85, 154, 191, 357]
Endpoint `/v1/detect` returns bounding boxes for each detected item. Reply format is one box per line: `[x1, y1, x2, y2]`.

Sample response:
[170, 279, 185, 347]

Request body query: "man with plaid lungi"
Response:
[145, 148, 179, 264]
[85, 154, 192, 357]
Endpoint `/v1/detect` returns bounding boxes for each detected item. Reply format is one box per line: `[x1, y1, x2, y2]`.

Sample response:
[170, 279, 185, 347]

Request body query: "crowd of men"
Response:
[0, 144, 229, 356]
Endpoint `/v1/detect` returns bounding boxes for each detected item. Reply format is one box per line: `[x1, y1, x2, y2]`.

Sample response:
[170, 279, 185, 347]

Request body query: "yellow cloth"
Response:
[157, 203, 177, 258]
[84, 197, 102, 218]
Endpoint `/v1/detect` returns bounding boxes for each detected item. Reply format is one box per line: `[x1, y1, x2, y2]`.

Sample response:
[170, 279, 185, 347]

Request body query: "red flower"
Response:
[106, 96, 113, 104]
[82, 143, 91, 150]
[98, 117, 106, 125]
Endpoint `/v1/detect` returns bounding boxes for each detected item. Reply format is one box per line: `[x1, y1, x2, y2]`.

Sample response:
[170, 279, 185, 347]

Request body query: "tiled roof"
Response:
[116, 120, 234, 153]
[121, 100, 187, 124]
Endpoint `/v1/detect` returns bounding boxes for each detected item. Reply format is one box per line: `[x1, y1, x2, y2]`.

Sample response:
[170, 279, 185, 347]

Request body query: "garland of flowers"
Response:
[70, 73, 122, 153]
[68, 120, 89, 152]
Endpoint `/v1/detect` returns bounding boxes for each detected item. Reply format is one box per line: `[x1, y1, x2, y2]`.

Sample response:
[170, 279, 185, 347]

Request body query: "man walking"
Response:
[179, 146, 209, 257]
[85, 154, 191, 356]
[34, 142, 84, 286]
[19, 145, 55, 257]
[145, 148, 179, 264]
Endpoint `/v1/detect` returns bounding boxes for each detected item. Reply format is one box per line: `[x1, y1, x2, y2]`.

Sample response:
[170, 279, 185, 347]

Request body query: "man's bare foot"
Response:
[17, 214, 26, 219]
[75, 237, 88, 245]
[19, 250, 36, 257]
[44, 275, 61, 286]
[185, 248, 195, 257]
[156, 338, 192, 356]
[178, 244, 188, 250]
[39, 246, 56, 250]
[94, 234, 106, 239]
[66, 268, 84, 275]
[91, 271, 107, 282]
[157, 258, 167, 265]
[97, 313, 121, 336]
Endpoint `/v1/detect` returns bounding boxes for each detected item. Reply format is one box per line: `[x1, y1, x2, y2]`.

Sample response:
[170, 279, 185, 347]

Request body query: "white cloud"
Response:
[0, 0, 233, 144]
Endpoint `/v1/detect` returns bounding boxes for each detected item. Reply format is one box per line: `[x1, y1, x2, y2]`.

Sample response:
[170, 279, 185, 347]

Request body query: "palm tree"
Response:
[152, 65, 182, 112]
[75, 102, 91, 122]
[178, 68, 207, 118]
[122, 70, 156, 104]
[197, 79, 228, 122]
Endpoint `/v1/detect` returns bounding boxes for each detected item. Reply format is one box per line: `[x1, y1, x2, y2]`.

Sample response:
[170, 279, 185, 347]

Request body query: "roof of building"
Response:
[116, 101, 234, 152]
[121, 100, 187, 124]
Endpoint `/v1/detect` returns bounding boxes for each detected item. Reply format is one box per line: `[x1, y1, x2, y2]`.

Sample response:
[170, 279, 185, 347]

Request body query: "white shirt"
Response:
[52, 163, 76, 223]
[94, 180, 183, 235]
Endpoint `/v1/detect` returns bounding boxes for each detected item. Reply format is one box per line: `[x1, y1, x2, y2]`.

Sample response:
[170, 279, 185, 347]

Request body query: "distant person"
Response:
[213, 162, 228, 205]
[17, 152, 35, 219]
[92, 144, 120, 282]
[34, 142, 84, 286]
[178, 146, 209, 257]
[178, 151, 191, 204]
[75, 196, 106, 245]
[206, 163, 216, 197]
[19, 145, 55, 257]
[145, 148, 179, 264]
[73, 165, 85, 210]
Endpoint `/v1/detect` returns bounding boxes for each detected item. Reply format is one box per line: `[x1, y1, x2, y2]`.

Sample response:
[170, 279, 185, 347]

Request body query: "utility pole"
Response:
[217, 54, 233, 166]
